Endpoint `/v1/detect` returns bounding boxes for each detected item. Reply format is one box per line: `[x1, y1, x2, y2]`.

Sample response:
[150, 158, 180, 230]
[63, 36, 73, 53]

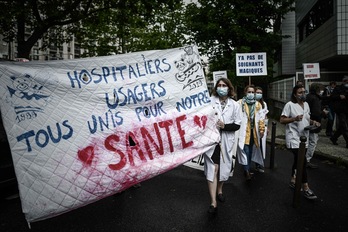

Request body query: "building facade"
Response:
[269, 0, 348, 117]
[296, 0, 348, 81]
[0, 34, 84, 61]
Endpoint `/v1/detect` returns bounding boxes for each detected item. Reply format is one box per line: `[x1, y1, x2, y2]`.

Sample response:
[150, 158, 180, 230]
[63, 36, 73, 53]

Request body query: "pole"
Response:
[293, 136, 307, 208]
[270, 121, 276, 169]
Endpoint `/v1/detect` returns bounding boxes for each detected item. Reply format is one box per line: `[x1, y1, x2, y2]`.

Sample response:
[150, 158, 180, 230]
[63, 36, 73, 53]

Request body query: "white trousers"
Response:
[306, 132, 319, 162]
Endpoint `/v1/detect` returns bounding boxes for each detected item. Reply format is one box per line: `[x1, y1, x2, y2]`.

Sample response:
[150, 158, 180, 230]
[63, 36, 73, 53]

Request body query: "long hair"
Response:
[255, 86, 265, 108]
[212, 78, 235, 98]
[290, 84, 304, 103]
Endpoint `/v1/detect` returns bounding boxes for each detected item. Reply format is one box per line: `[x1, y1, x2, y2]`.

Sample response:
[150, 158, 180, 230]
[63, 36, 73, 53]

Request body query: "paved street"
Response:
[1, 144, 348, 232]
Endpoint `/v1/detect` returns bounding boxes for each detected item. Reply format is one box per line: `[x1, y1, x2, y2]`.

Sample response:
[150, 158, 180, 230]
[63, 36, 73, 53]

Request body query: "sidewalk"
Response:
[266, 119, 348, 167]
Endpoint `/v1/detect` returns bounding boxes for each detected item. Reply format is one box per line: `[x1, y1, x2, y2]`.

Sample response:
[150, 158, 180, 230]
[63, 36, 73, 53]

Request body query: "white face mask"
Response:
[255, 93, 263, 100]
[246, 93, 255, 100]
[217, 87, 228, 97]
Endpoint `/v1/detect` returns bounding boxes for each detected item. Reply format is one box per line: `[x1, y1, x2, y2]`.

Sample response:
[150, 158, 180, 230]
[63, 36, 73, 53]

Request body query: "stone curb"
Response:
[266, 136, 348, 168]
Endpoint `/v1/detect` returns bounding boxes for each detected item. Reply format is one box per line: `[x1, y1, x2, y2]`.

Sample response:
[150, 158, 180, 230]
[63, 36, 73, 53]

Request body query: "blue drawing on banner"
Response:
[6, 73, 49, 123]
[174, 46, 204, 91]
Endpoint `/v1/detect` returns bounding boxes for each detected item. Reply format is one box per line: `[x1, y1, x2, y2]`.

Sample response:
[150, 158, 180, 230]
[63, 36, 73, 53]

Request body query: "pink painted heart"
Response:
[194, 115, 207, 129]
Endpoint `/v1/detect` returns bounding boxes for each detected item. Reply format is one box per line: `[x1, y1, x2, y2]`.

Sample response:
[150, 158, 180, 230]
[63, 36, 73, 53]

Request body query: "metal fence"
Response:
[267, 77, 295, 103]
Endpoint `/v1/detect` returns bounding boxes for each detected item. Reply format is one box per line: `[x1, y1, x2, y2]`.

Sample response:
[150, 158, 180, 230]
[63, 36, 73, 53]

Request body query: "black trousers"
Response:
[289, 148, 308, 183]
[332, 112, 348, 145]
[211, 144, 221, 165]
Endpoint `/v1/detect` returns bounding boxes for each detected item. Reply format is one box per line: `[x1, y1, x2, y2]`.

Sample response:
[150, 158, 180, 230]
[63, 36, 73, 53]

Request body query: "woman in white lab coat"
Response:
[203, 78, 241, 214]
[254, 86, 269, 172]
[237, 85, 265, 181]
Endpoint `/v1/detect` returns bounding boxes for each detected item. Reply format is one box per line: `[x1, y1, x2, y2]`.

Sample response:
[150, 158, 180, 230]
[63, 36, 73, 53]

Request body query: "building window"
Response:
[298, 0, 334, 42]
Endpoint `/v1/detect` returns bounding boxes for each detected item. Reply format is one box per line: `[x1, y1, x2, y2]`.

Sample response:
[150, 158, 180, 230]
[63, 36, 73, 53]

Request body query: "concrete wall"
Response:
[281, 11, 296, 75]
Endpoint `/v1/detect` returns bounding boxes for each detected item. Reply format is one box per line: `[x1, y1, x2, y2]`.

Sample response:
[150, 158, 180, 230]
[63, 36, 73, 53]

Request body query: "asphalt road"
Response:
[1, 146, 348, 232]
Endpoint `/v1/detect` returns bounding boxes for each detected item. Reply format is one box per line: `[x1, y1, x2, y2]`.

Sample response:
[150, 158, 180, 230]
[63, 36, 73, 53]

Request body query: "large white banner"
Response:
[0, 45, 219, 223]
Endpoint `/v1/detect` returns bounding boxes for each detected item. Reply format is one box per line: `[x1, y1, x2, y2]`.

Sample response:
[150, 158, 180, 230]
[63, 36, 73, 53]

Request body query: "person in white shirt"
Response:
[280, 84, 320, 200]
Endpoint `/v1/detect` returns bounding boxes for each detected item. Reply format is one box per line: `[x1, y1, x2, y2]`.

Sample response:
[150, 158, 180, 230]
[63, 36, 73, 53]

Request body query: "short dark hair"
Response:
[291, 84, 304, 103]
[309, 83, 323, 94]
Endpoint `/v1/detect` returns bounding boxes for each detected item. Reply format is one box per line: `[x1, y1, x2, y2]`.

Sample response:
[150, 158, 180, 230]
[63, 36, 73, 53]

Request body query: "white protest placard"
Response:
[303, 63, 320, 79]
[236, 52, 267, 76]
[0, 45, 220, 223]
[212, 70, 227, 86]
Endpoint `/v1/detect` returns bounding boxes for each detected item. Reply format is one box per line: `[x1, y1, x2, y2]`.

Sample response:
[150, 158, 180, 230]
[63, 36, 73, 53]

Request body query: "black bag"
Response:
[304, 125, 322, 133]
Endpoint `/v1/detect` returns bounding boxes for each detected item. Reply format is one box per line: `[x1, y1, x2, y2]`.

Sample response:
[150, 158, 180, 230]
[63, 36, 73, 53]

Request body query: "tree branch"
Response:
[30, 0, 43, 24]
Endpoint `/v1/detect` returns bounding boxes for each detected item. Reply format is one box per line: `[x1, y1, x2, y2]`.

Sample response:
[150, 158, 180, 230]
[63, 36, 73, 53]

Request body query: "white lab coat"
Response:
[259, 102, 269, 159]
[236, 100, 266, 167]
[204, 96, 241, 182]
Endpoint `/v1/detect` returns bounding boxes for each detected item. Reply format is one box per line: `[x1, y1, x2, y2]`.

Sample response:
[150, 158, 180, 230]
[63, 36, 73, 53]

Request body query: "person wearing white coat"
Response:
[203, 78, 241, 214]
[255, 86, 269, 172]
[237, 85, 265, 181]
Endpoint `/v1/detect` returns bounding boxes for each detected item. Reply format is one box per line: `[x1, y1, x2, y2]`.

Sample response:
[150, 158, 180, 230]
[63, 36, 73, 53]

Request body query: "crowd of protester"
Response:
[202, 75, 348, 214]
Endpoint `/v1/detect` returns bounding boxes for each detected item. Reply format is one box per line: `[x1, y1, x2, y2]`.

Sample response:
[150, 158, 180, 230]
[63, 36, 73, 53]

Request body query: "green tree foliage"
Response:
[75, 0, 187, 57]
[184, 0, 294, 87]
[0, 0, 186, 59]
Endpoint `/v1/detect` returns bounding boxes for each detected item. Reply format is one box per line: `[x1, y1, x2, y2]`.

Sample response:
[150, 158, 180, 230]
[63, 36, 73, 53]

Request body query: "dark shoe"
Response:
[306, 162, 318, 169]
[208, 205, 217, 214]
[244, 171, 252, 181]
[289, 181, 295, 189]
[303, 189, 317, 200]
[330, 137, 338, 145]
[289, 181, 303, 191]
[217, 193, 225, 202]
[255, 166, 265, 173]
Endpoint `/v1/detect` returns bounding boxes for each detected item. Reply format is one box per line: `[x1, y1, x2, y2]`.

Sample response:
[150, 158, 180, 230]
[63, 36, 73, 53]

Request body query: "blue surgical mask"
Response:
[246, 93, 255, 100]
[255, 93, 263, 100]
[217, 87, 228, 97]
